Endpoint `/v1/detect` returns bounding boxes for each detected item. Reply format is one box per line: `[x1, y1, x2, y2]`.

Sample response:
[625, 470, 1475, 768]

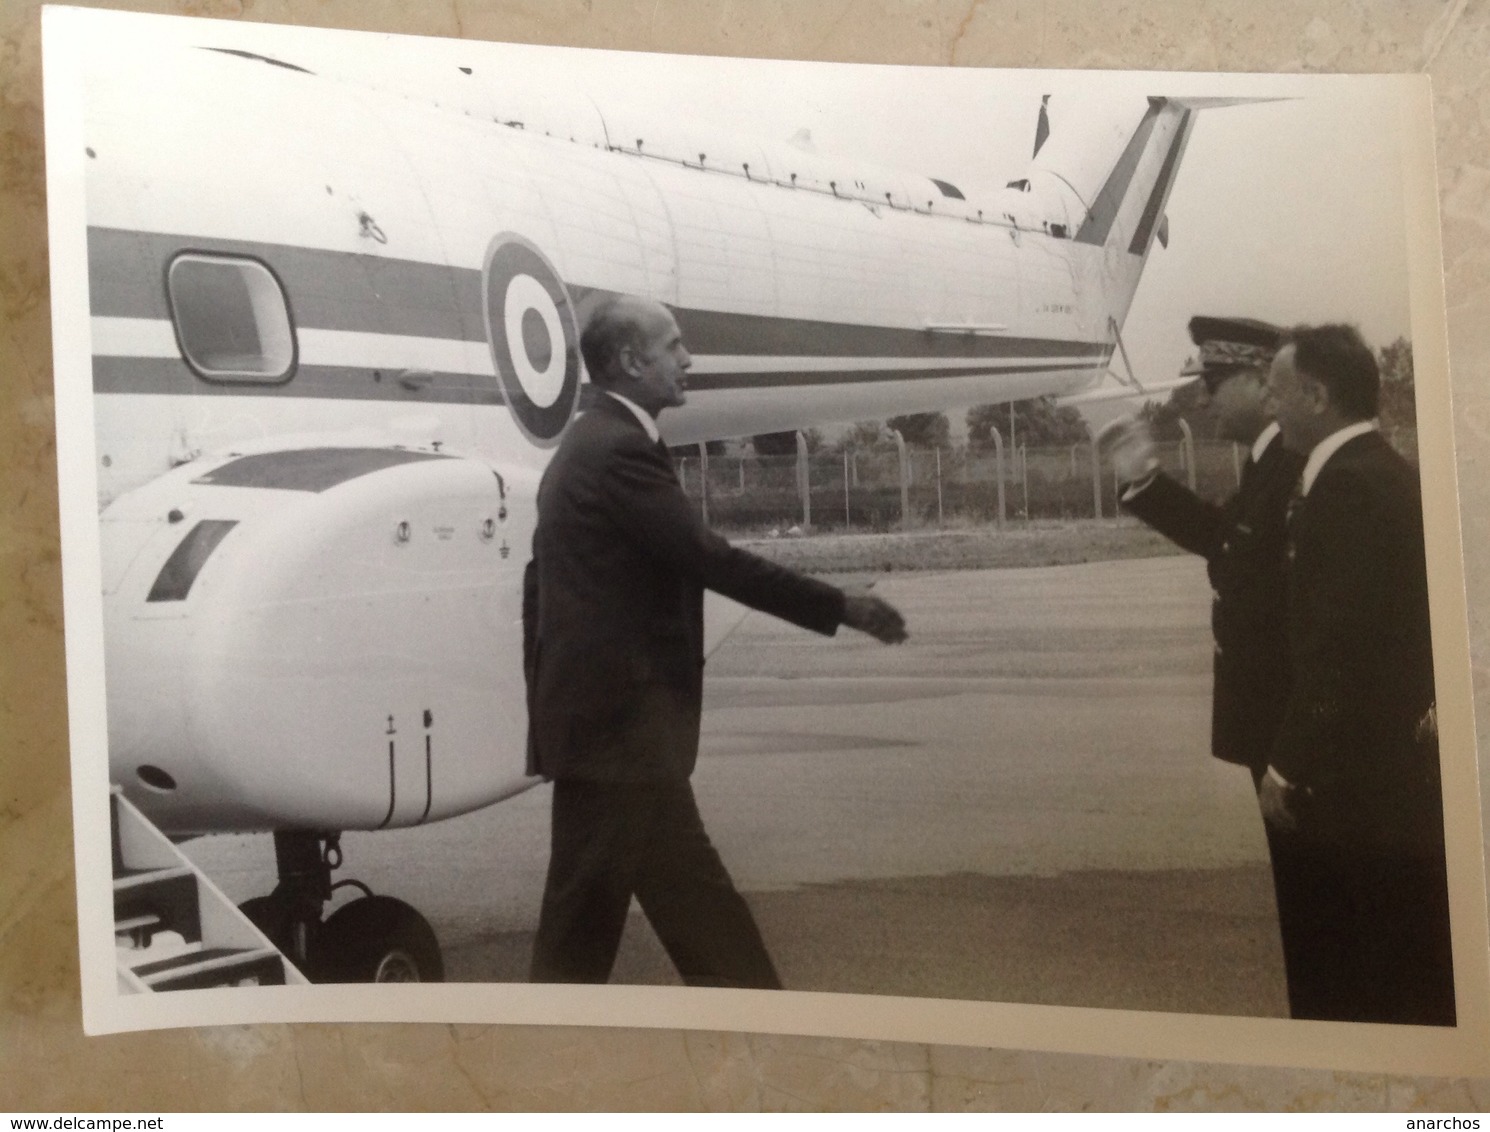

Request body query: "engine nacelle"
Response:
[101, 445, 537, 834]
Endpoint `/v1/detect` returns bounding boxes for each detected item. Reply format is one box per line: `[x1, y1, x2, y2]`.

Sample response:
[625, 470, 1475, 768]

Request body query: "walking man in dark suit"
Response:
[1259, 322, 1454, 1025]
[523, 294, 907, 988]
[1104, 315, 1310, 1010]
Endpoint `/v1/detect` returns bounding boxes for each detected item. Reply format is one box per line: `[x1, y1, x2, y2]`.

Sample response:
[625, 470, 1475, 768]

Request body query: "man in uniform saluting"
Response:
[1103, 315, 1309, 1012]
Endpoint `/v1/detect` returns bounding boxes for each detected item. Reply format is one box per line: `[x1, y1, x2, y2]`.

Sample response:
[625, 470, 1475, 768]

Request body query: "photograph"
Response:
[41, 4, 1490, 1076]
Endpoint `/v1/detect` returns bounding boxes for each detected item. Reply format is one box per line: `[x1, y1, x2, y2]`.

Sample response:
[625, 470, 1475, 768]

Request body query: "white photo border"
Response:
[41, 4, 1490, 1076]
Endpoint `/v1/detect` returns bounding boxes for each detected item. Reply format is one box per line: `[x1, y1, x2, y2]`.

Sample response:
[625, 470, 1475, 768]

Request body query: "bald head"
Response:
[580, 297, 660, 384]
[580, 295, 691, 417]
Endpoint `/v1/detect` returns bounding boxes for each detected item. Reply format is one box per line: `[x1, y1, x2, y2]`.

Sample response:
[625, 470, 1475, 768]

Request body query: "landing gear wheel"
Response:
[315, 895, 444, 983]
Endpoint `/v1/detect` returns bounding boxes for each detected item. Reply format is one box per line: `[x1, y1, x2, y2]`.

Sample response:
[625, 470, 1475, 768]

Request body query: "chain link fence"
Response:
[673, 437, 1344, 534]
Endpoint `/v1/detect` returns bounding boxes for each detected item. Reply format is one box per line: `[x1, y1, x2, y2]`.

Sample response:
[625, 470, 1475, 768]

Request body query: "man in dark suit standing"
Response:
[1259, 323, 1454, 1025]
[524, 294, 907, 988]
[1104, 315, 1310, 1011]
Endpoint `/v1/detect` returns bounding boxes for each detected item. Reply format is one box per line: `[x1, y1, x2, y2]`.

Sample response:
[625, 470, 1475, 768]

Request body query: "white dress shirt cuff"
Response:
[1119, 467, 1159, 502]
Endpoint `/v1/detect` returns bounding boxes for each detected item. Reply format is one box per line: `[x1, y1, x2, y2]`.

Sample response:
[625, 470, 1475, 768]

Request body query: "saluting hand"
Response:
[841, 593, 908, 644]
[1098, 417, 1158, 485]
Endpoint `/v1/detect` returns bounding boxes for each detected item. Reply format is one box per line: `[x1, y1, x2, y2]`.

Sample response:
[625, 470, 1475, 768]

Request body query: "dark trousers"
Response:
[1248, 765, 1454, 1025]
[529, 778, 782, 989]
[1273, 832, 1455, 1026]
[1249, 766, 1315, 1017]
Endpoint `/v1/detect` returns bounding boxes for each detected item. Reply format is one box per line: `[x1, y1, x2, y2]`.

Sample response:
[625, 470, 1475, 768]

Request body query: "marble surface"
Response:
[3, 0, 1490, 1111]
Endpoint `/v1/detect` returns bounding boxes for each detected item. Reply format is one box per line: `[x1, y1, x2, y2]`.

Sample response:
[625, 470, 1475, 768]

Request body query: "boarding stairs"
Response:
[112, 788, 309, 993]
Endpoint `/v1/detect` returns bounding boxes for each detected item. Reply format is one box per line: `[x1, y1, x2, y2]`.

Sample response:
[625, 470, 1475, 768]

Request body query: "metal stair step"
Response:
[113, 864, 201, 946]
[123, 938, 202, 966]
[133, 946, 287, 991]
[110, 789, 309, 991]
[113, 864, 193, 889]
[114, 911, 165, 948]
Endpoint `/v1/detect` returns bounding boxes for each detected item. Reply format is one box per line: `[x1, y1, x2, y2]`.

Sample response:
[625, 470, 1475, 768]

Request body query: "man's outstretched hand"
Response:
[841, 593, 908, 644]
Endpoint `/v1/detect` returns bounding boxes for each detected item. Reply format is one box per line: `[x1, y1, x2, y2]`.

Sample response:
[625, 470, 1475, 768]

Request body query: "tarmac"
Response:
[186, 555, 1290, 1018]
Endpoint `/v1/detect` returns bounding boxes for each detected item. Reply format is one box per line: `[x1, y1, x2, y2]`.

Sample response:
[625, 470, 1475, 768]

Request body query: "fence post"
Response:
[933, 448, 942, 526]
[1019, 443, 1029, 521]
[795, 430, 811, 529]
[1089, 437, 1103, 518]
[698, 442, 710, 525]
[1177, 417, 1196, 491]
[893, 429, 909, 529]
[988, 429, 1005, 530]
[843, 448, 851, 530]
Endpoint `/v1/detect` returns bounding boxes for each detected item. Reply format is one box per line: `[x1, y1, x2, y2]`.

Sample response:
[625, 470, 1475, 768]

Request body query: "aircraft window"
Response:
[930, 178, 966, 200]
[167, 254, 296, 383]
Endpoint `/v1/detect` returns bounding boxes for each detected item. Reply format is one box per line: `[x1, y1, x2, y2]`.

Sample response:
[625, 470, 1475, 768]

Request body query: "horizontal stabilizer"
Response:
[1054, 374, 1194, 408]
[1165, 96, 1292, 111]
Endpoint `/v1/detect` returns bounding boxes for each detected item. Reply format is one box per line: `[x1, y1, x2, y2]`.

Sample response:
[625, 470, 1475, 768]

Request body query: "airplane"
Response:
[74, 28, 1225, 985]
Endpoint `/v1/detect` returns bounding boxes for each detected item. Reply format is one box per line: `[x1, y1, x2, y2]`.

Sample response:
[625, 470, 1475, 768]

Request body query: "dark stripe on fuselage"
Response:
[1074, 99, 1163, 248]
[93, 356, 504, 404]
[88, 226, 488, 341]
[674, 307, 1109, 361]
[682, 360, 1100, 390]
[88, 226, 1112, 363]
[1128, 109, 1192, 256]
[94, 354, 1101, 401]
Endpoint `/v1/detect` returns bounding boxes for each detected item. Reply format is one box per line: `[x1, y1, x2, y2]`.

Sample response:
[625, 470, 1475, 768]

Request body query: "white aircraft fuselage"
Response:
[83, 43, 1196, 835]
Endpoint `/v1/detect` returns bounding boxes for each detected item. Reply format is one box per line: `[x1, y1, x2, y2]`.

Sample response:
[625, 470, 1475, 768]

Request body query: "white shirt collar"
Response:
[1250, 420, 1281, 464]
[603, 390, 660, 443]
[1301, 419, 1378, 495]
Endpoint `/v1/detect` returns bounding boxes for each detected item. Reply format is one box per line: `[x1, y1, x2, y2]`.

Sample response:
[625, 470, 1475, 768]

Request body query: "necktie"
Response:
[1239, 455, 1256, 494]
[1285, 480, 1306, 573]
[1286, 478, 1306, 527]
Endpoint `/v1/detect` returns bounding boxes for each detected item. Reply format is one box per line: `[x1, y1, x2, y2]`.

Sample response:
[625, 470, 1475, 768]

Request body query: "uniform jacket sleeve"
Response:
[1121, 471, 1227, 559]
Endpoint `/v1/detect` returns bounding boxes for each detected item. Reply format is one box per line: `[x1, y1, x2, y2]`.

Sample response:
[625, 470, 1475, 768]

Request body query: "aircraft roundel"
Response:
[481, 233, 581, 445]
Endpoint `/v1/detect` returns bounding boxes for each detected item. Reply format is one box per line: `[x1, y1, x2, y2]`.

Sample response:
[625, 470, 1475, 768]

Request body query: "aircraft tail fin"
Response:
[1067, 98, 1193, 257]
[1025, 95, 1282, 332]
[1050, 97, 1195, 333]
[1006, 96, 1191, 330]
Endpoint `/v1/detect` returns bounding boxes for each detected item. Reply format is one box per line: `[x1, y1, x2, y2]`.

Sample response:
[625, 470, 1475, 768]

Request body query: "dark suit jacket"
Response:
[1123, 436, 1304, 771]
[1270, 430, 1442, 855]
[523, 395, 846, 782]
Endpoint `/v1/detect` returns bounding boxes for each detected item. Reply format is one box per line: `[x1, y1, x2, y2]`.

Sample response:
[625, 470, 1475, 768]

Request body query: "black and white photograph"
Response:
[41, 5, 1490, 1075]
